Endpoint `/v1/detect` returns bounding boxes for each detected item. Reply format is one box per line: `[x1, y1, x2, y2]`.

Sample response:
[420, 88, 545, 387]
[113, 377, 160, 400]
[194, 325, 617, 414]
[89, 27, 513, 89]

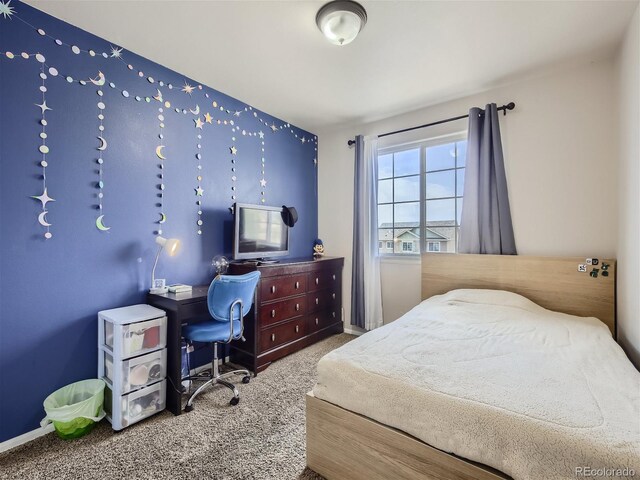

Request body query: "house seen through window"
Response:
[377, 137, 466, 255]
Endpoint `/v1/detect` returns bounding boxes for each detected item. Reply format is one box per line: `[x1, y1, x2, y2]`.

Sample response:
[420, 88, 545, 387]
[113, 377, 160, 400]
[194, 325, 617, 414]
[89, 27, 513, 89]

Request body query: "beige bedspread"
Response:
[313, 289, 640, 480]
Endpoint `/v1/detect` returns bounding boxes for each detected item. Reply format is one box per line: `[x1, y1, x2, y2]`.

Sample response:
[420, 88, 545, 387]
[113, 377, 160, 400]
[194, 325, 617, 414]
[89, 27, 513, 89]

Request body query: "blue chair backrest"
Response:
[207, 271, 261, 322]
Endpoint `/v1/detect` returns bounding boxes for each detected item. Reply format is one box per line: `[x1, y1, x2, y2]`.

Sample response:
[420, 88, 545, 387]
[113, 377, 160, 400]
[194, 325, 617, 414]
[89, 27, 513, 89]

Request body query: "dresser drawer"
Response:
[260, 318, 307, 352]
[260, 274, 307, 302]
[308, 309, 340, 332]
[309, 289, 339, 313]
[258, 296, 307, 328]
[308, 269, 340, 292]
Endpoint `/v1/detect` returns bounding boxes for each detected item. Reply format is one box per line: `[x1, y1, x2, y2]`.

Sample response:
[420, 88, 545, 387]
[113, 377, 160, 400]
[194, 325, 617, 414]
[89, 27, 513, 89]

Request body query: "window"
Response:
[378, 137, 466, 255]
[378, 241, 383, 249]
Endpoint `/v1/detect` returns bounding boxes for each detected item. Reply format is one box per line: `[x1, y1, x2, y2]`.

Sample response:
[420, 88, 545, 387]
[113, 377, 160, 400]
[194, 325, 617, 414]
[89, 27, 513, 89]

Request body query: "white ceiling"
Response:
[25, 0, 639, 132]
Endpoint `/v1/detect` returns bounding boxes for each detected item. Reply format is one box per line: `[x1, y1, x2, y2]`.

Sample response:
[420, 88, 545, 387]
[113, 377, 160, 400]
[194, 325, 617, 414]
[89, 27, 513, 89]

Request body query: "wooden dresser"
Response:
[228, 256, 344, 374]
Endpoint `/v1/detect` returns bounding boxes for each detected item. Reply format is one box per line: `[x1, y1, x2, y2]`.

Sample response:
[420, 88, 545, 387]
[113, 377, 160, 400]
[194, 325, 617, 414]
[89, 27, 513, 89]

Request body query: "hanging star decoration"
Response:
[301, 136, 306, 144]
[110, 45, 123, 58]
[234, 111, 241, 117]
[229, 146, 238, 155]
[313, 158, 318, 165]
[35, 100, 52, 114]
[195, 186, 204, 196]
[32, 188, 55, 207]
[204, 112, 213, 124]
[0, 0, 15, 19]
[260, 178, 267, 188]
[182, 82, 195, 95]
[258, 131, 264, 139]
[194, 117, 204, 129]
[270, 123, 278, 132]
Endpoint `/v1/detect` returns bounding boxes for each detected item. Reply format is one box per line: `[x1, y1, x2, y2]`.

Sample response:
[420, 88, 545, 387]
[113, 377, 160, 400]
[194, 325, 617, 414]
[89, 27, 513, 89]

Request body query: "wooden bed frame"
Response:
[306, 254, 616, 480]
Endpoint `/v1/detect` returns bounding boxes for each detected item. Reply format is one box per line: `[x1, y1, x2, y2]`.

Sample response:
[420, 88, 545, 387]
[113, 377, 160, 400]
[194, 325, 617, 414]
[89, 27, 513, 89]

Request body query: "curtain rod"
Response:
[347, 102, 515, 147]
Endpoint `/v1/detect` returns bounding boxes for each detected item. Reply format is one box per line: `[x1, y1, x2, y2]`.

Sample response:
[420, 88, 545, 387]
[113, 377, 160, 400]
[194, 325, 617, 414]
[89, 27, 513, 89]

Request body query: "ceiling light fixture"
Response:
[316, 0, 367, 46]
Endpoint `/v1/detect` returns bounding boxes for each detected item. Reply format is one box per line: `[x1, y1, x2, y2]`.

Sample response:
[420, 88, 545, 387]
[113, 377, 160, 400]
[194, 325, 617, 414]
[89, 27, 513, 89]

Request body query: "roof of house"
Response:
[379, 221, 455, 241]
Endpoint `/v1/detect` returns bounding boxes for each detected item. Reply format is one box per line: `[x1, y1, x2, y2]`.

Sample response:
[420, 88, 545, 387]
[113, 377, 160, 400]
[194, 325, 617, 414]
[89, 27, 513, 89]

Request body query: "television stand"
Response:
[257, 259, 279, 265]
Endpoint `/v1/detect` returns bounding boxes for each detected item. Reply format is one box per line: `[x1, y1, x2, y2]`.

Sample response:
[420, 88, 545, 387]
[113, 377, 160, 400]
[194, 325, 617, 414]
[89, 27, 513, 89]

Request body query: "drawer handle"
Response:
[271, 310, 276, 318]
[295, 303, 300, 311]
[271, 333, 276, 342]
[315, 318, 319, 325]
[295, 281, 300, 289]
[332, 274, 336, 280]
[315, 298, 319, 305]
[315, 277, 319, 285]
[332, 293, 336, 300]
[332, 311, 336, 318]
[295, 325, 299, 333]
[271, 285, 276, 294]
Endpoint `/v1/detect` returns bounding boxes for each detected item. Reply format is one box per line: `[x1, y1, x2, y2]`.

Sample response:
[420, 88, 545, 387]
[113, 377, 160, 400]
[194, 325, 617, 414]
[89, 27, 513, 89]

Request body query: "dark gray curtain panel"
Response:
[351, 135, 366, 328]
[459, 104, 517, 255]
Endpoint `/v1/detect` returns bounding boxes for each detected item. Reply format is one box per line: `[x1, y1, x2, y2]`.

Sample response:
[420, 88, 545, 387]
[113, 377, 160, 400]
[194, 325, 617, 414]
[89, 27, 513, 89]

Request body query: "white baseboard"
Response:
[343, 327, 364, 336]
[0, 424, 54, 454]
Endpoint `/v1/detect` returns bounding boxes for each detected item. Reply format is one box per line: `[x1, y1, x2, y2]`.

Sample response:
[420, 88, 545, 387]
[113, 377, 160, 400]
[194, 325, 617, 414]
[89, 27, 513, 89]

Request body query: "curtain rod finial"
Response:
[506, 102, 515, 110]
[348, 139, 356, 147]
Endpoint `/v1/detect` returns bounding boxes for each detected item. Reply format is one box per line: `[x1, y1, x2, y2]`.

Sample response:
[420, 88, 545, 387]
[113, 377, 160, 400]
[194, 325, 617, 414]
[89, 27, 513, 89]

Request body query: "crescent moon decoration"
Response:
[89, 71, 106, 86]
[190, 104, 200, 115]
[156, 145, 166, 160]
[159, 213, 166, 224]
[38, 210, 52, 227]
[96, 215, 111, 231]
[97, 136, 107, 151]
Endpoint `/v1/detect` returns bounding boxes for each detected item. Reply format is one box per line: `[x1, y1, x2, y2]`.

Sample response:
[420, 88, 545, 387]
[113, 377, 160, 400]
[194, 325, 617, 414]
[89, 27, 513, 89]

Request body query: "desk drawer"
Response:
[260, 318, 307, 352]
[308, 309, 340, 333]
[261, 274, 307, 302]
[308, 289, 339, 313]
[308, 269, 340, 292]
[259, 296, 307, 328]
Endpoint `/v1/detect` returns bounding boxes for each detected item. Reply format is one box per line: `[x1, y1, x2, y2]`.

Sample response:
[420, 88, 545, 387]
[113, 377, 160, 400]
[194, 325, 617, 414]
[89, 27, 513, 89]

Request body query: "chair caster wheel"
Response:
[242, 376, 251, 384]
[230, 396, 240, 406]
[184, 404, 194, 413]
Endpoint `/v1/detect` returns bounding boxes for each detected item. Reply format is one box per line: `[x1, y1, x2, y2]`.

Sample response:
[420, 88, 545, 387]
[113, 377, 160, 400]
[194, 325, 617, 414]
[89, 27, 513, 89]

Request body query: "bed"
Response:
[306, 254, 640, 480]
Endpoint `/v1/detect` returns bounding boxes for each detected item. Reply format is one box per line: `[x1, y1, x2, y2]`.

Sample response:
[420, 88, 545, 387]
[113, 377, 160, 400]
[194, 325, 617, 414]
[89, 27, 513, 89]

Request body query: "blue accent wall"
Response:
[0, 1, 318, 441]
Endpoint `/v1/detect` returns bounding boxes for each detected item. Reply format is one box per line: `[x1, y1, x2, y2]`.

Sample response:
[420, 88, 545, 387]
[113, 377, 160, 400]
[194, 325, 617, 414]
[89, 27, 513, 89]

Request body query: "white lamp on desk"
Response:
[150, 236, 181, 294]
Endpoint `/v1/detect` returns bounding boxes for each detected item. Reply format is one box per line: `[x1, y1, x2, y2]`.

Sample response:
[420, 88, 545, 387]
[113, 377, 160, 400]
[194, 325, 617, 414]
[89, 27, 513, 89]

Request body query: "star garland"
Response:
[230, 136, 238, 206]
[95, 81, 110, 232]
[259, 133, 267, 203]
[31, 55, 55, 239]
[192, 106, 204, 235]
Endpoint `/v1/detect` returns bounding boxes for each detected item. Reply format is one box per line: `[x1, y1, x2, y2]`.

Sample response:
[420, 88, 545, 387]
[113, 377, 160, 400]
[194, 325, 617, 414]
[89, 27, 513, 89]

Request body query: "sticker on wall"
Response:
[0, 0, 15, 19]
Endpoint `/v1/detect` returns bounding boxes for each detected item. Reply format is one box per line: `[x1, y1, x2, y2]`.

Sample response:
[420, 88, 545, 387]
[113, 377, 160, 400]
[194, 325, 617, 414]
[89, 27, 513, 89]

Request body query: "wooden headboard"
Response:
[421, 253, 616, 336]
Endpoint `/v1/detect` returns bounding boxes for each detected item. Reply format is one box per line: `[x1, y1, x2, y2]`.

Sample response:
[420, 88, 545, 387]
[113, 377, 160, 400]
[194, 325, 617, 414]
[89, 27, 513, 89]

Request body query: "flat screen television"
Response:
[233, 203, 289, 260]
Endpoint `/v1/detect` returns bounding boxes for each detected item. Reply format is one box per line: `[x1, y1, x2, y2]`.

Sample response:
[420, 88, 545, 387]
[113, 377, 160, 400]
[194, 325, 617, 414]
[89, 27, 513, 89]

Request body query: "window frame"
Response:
[427, 241, 441, 252]
[378, 132, 466, 257]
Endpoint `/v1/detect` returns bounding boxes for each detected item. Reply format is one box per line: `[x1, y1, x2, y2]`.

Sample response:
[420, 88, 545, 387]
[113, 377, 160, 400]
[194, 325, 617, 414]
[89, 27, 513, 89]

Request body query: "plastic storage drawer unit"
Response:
[105, 380, 167, 430]
[98, 304, 168, 431]
[103, 348, 167, 394]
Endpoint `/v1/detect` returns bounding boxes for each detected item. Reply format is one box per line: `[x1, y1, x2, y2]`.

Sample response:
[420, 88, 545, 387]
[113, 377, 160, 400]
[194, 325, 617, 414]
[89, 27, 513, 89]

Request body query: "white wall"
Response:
[616, 5, 640, 368]
[318, 60, 618, 329]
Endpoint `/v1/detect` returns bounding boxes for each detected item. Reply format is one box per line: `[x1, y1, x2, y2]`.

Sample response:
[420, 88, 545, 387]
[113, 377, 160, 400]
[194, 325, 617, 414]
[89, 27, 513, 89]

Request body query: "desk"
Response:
[147, 286, 210, 415]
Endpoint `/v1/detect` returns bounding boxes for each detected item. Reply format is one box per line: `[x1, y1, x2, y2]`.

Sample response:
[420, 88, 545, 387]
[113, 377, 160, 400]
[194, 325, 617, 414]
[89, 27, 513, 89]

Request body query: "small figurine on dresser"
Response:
[313, 238, 325, 257]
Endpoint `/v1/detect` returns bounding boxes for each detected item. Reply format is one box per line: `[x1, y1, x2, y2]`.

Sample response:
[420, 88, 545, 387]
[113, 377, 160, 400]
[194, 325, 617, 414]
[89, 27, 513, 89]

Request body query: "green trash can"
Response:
[41, 379, 106, 440]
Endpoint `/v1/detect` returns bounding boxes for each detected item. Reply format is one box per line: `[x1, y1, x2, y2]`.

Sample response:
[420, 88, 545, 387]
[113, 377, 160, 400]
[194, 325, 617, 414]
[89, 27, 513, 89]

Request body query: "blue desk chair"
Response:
[182, 271, 260, 410]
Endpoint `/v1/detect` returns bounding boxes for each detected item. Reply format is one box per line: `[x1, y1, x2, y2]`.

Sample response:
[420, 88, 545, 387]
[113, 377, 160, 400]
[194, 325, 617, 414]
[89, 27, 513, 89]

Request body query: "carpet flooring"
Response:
[0, 333, 354, 480]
